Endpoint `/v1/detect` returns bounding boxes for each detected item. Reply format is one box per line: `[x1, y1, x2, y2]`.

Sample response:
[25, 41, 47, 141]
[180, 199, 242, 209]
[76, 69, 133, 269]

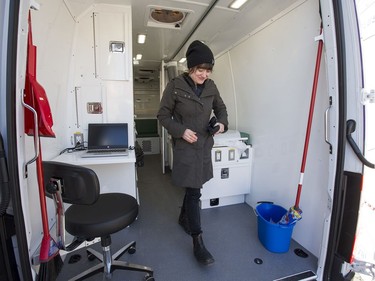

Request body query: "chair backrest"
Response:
[43, 161, 100, 205]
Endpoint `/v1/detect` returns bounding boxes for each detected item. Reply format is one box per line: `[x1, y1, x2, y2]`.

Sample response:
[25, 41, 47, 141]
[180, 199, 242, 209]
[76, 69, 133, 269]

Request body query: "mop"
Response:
[280, 27, 324, 225]
[23, 11, 62, 280]
[35, 144, 62, 281]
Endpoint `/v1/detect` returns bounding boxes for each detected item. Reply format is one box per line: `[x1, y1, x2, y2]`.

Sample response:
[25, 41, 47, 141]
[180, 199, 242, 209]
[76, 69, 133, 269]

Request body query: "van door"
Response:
[349, 0, 375, 279]
[323, 0, 375, 280]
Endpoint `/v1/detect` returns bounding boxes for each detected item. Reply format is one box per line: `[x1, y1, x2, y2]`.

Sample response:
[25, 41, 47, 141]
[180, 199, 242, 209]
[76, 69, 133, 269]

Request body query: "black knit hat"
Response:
[186, 40, 215, 69]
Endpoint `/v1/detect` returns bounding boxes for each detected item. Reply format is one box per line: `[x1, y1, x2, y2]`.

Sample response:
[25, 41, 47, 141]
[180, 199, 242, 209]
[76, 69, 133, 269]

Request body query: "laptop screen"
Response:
[87, 123, 128, 150]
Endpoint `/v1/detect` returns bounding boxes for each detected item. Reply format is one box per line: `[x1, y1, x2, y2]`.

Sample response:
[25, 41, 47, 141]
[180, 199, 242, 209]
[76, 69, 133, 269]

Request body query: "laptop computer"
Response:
[81, 123, 129, 158]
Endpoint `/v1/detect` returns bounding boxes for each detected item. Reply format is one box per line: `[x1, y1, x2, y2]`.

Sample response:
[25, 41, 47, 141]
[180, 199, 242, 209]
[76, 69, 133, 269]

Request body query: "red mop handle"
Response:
[36, 141, 49, 235]
[294, 29, 324, 208]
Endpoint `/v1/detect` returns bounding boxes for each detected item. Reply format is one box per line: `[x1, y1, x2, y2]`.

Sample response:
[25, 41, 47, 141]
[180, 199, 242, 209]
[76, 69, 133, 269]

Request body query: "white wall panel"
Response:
[212, 0, 328, 257]
[28, 0, 76, 259]
[67, 4, 134, 145]
[26, 2, 135, 262]
[211, 53, 237, 129]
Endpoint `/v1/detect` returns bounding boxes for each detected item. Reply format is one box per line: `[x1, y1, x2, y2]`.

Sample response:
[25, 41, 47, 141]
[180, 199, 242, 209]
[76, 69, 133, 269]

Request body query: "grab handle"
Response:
[21, 89, 39, 177]
[324, 97, 332, 153]
[346, 119, 374, 168]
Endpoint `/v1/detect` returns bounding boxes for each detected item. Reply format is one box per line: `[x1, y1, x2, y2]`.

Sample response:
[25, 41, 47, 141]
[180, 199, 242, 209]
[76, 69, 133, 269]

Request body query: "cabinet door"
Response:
[202, 164, 251, 200]
[93, 11, 131, 81]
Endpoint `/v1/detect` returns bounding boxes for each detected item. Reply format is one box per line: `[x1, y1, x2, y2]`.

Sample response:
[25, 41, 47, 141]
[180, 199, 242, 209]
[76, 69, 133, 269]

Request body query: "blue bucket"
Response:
[255, 203, 295, 253]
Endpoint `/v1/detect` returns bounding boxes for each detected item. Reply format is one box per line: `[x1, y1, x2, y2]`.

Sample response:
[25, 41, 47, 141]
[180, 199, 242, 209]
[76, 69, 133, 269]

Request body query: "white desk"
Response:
[51, 150, 137, 198]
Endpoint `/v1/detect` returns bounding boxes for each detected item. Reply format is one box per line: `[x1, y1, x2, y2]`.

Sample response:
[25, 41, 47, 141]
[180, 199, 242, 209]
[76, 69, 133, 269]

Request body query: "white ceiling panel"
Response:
[64, 0, 302, 81]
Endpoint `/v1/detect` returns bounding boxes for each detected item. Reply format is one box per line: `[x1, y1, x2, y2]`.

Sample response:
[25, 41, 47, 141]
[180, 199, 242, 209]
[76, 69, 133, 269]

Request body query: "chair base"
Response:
[68, 241, 154, 281]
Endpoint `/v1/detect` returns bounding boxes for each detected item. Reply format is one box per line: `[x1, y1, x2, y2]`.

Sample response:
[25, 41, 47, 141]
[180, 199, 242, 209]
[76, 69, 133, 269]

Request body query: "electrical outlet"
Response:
[74, 133, 83, 146]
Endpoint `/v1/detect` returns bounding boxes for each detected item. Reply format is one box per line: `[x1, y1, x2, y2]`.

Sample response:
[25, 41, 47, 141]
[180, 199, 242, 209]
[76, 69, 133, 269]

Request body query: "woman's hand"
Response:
[182, 129, 198, 143]
[215, 123, 225, 135]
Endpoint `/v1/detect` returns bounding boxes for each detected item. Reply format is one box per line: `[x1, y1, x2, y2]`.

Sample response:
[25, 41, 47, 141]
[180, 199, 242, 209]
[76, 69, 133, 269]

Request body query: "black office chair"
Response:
[43, 161, 154, 281]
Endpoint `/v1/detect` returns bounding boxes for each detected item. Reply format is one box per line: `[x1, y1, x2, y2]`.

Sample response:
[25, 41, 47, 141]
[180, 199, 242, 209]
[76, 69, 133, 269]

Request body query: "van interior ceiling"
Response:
[0, 0, 372, 280]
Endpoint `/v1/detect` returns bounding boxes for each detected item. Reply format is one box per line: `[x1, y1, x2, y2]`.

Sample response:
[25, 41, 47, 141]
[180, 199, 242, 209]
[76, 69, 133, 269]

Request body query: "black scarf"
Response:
[183, 73, 205, 97]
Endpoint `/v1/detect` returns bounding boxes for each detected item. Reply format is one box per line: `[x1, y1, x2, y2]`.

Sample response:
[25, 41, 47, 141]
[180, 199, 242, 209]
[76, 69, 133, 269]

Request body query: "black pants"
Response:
[183, 187, 202, 235]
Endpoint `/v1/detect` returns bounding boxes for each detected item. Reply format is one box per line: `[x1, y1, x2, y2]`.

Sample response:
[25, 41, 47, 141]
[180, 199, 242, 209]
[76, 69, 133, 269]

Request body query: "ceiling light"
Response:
[229, 0, 248, 10]
[136, 54, 142, 60]
[137, 34, 146, 44]
[179, 58, 186, 63]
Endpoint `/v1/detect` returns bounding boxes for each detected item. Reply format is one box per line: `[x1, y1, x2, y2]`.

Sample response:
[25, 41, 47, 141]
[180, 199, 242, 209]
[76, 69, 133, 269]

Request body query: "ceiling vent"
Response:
[145, 5, 192, 29]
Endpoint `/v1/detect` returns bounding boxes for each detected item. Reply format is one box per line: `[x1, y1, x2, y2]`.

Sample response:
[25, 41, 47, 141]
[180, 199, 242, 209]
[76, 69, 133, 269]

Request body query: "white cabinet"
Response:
[201, 131, 252, 209]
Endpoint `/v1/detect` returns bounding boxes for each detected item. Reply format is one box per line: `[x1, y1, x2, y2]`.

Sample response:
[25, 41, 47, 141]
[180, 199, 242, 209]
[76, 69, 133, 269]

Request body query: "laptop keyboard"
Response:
[88, 149, 127, 153]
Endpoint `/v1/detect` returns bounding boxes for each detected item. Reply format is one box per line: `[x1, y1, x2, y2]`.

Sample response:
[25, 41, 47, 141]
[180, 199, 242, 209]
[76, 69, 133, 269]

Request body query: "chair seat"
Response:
[65, 193, 138, 238]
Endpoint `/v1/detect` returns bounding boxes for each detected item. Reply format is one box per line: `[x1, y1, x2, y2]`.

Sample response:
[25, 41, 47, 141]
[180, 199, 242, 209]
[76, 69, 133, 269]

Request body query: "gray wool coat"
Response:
[157, 74, 228, 188]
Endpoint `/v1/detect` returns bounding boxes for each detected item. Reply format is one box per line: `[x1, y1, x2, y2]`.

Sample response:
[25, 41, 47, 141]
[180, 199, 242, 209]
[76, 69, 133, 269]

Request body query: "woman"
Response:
[157, 40, 228, 265]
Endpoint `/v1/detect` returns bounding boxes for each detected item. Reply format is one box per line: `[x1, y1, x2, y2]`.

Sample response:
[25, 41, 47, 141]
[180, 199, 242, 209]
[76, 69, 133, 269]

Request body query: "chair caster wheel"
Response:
[128, 245, 136, 254]
[144, 274, 154, 281]
[87, 252, 96, 261]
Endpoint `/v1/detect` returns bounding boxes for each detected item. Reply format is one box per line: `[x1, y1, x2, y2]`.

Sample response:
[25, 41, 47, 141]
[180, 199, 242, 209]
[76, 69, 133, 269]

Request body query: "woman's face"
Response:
[189, 67, 212, 85]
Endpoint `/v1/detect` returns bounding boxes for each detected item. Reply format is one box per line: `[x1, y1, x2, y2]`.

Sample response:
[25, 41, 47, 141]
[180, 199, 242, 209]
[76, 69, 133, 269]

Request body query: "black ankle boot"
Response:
[192, 233, 214, 265]
[178, 207, 191, 235]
